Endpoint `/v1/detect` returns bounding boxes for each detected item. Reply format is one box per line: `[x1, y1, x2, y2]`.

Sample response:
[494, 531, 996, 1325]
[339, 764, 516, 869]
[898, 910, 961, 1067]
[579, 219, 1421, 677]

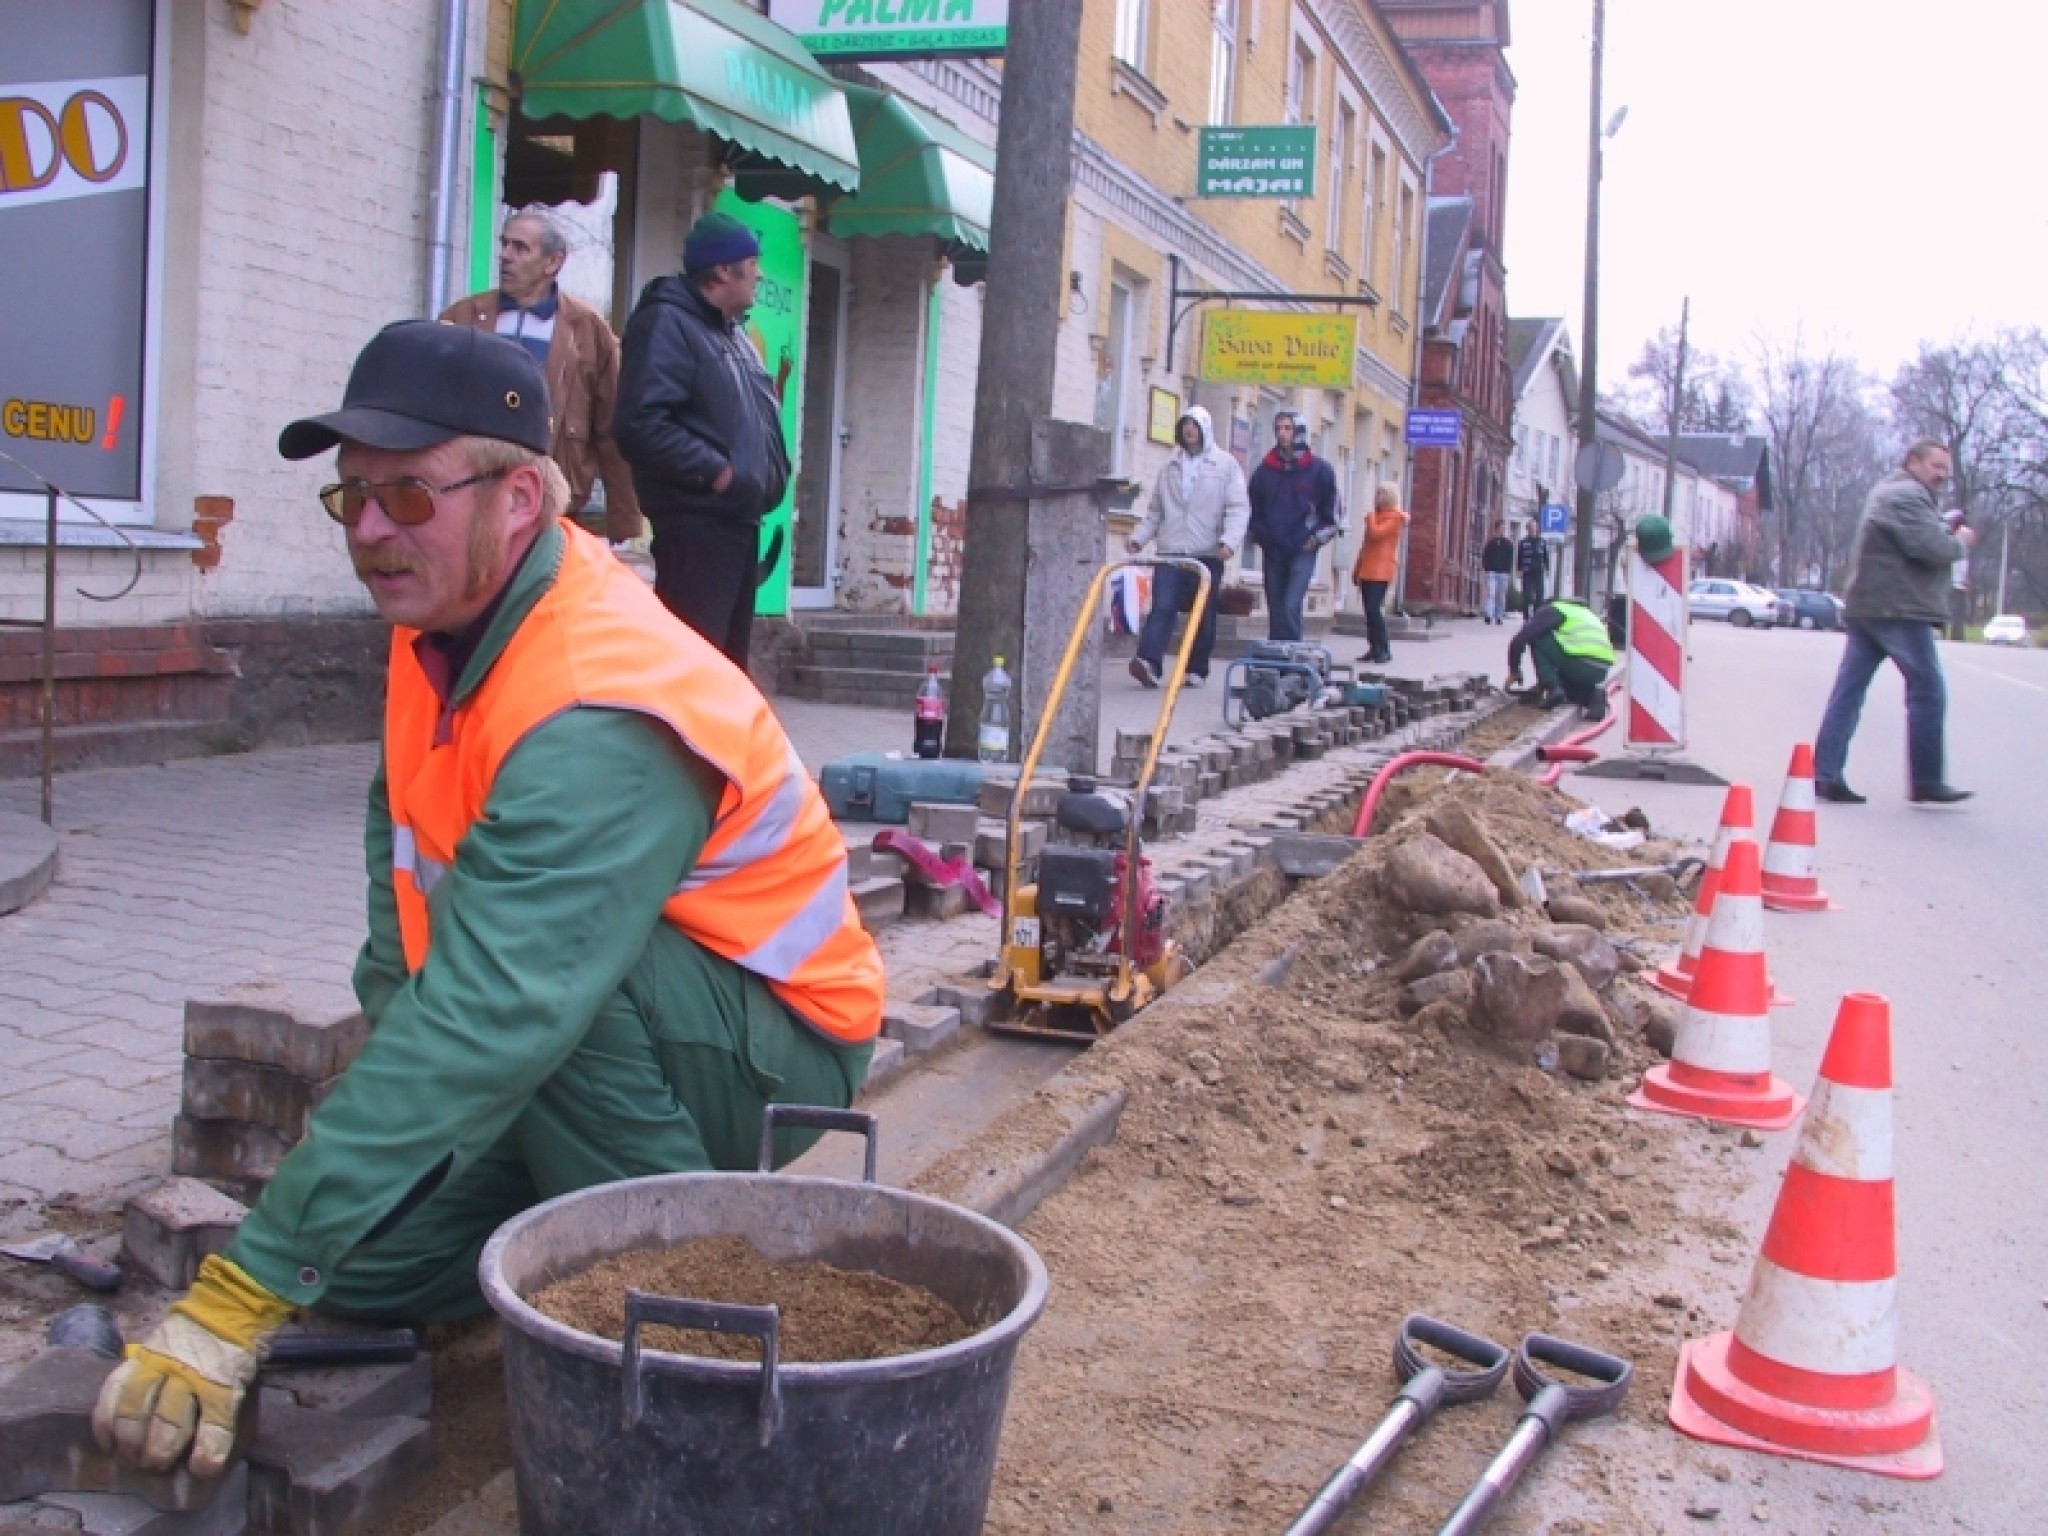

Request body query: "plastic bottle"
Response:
[913, 665, 946, 760]
[976, 655, 1012, 764]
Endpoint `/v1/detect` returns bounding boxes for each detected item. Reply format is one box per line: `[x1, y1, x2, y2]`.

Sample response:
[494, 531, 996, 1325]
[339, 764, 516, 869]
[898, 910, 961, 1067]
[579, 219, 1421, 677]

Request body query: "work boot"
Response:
[1581, 692, 1609, 722]
[1814, 781, 1867, 805]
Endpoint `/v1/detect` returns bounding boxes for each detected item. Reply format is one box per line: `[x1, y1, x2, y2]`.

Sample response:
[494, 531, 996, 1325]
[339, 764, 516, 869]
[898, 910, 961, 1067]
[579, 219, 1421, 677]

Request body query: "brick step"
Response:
[804, 628, 956, 661]
[0, 718, 228, 780]
[779, 665, 949, 708]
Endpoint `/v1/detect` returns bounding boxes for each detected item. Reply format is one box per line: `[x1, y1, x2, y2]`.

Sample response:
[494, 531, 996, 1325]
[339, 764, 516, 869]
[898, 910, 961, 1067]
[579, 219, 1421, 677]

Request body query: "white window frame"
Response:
[1208, 0, 1239, 125]
[1284, 25, 1317, 127]
[1327, 89, 1357, 253]
[1361, 130, 1389, 288]
[1391, 169, 1418, 319]
[1114, 0, 1149, 71]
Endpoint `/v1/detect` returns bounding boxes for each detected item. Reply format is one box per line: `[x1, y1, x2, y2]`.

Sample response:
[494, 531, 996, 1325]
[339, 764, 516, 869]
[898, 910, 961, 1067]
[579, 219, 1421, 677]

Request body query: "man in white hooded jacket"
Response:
[1126, 405, 1251, 687]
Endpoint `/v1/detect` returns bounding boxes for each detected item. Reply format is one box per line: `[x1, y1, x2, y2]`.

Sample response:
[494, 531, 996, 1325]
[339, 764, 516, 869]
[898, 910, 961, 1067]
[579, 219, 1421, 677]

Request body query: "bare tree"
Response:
[1754, 330, 1868, 583]
[1620, 327, 1753, 434]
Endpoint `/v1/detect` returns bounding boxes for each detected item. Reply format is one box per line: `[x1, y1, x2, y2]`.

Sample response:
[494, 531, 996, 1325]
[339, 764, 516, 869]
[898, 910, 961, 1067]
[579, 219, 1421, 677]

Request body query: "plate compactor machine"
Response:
[989, 556, 1208, 1043]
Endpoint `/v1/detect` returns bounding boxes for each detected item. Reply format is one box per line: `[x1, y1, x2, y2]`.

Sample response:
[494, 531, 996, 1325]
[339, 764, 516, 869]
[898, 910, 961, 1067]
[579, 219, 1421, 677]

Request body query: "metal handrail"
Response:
[0, 445, 145, 824]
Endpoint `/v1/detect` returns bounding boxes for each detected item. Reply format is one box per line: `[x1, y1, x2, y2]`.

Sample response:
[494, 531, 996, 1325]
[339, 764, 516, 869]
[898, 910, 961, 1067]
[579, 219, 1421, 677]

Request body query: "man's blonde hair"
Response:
[457, 436, 569, 521]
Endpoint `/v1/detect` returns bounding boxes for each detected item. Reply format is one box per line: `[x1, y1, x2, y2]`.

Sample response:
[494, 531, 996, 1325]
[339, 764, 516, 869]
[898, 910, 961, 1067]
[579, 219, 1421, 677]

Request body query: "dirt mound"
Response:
[982, 769, 1718, 1533]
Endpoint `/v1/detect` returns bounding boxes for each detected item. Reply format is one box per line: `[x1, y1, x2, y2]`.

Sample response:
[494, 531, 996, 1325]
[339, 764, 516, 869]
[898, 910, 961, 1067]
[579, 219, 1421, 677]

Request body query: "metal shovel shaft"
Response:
[1281, 1396, 1424, 1536]
[1435, 1410, 1553, 1536]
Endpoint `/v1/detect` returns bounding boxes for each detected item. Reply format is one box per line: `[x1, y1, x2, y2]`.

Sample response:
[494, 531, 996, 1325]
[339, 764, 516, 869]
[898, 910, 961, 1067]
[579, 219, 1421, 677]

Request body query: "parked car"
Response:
[1774, 588, 1843, 630]
[1688, 579, 1779, 628]
[1984, 614, 2031, 646]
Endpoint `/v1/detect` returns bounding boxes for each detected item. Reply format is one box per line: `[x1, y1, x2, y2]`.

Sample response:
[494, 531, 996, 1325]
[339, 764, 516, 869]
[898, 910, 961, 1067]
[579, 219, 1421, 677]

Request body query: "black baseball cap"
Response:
[278, 320, 554, 461]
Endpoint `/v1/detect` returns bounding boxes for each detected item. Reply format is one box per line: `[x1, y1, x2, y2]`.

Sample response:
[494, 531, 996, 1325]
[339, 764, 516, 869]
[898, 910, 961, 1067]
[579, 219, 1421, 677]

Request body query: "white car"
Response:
[1984, 614, 2030, 646]
[1687, 579, 1778, 628]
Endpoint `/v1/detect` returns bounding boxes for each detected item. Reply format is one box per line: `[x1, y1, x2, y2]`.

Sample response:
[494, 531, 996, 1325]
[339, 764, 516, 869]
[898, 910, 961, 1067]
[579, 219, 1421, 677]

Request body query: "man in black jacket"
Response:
[1480, 520, 1514, 624]
[615, 211, 791, 668]
[1514, 522, 1549, 617]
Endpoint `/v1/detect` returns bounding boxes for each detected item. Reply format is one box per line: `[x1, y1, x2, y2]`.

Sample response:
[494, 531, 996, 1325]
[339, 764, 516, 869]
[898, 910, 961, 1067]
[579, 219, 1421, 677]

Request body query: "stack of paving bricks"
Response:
[842, 839, 908, 932]
[173, 980, 368, 1197]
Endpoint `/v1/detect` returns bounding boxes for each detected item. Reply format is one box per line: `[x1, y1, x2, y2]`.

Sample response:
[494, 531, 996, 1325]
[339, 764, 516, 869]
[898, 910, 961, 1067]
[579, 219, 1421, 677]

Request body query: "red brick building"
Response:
[1382, 0, 1517, 613]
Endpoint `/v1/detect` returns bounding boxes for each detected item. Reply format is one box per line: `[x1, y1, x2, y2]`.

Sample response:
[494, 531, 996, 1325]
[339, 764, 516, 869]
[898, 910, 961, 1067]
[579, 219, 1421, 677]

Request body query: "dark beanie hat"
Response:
[683, 211, 761, 274]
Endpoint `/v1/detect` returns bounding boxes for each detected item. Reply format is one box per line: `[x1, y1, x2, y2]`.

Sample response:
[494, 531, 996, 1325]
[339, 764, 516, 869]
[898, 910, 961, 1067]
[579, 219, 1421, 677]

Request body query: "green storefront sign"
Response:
[1197, 125, 1318, 199]
[767, 0, 1008, 59]
[714, 190, 807, 618]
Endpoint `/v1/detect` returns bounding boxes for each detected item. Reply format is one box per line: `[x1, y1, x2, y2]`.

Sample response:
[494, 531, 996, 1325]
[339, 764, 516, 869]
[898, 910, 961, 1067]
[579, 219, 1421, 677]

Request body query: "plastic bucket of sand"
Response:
[477, 1155, 1048, 1536]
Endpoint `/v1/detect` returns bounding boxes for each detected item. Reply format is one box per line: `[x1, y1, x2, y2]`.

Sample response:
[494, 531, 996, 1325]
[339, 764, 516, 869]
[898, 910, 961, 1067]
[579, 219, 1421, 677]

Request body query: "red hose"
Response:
[1350, 751, 1489, 837]
[1538, 681, 1624, 786]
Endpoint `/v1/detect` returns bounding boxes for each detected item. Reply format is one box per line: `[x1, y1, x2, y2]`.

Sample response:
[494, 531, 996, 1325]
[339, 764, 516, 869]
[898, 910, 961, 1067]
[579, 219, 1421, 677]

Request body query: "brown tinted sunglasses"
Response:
[318, 469, 504, 528]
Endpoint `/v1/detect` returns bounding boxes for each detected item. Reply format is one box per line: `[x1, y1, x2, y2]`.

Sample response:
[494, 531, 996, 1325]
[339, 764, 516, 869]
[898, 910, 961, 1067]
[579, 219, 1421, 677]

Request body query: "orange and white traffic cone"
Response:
[1761, 744, 1837, 913]
[1668, 992, 1941, 1479]
[1651, 785, 1752, 999]
[1630, 839, 1803, 1131]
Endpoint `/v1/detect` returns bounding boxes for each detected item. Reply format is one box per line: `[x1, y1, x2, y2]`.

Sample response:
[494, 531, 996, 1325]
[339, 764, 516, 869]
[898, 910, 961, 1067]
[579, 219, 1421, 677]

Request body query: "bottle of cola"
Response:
[913, 665, 946, 759]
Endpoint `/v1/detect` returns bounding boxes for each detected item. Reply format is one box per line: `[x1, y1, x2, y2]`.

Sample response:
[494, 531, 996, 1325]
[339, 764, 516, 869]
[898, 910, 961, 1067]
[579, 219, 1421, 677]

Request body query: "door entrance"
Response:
[791, 237, 849, 608]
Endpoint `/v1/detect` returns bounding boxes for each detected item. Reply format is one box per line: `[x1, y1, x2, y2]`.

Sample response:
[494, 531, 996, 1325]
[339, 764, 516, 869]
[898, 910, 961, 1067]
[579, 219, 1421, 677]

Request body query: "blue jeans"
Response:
[1261, 544, 1319, 643]
[1484, 571, 1510, 622]
[1136, 555, 1225, 677]
[1814, 618, 1948, 792]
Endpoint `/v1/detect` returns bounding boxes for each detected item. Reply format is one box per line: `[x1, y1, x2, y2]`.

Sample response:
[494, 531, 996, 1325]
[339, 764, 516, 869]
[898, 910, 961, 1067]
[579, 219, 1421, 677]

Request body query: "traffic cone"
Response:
[1651, 785, 1751, 999]
[1761, 744, 1836, 913]
[1630, 839, 1803, 1131]
[1668, 992, 1942, 1479]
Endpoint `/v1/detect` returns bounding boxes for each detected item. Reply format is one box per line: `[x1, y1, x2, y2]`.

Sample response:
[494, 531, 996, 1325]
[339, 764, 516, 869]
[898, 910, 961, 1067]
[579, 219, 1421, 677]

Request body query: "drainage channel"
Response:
[790, 688, 1527, 1194]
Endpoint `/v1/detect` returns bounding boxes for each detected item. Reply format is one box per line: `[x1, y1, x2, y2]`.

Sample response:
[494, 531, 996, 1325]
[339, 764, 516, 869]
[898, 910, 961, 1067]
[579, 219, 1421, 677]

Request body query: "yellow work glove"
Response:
[91, 1255, 294, 1476]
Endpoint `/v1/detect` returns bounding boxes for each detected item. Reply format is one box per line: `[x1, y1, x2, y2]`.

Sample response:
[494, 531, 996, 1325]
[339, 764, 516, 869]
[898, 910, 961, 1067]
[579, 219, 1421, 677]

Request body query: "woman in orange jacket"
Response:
[1352, 484, 1409, 664]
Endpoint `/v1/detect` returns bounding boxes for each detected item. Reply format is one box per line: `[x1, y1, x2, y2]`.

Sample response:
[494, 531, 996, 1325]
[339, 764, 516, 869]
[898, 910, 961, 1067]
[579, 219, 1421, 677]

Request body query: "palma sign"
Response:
[1198, 312, 1357, 391]
[769, 0, 1008, 59]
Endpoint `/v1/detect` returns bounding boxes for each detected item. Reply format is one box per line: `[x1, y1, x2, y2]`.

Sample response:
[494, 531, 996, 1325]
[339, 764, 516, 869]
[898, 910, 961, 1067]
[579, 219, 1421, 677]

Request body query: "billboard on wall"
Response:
[768, 0, 1007, 58]
[1199, 312, 1356, 390]
[0, 0, 154, 507]
[713, 189, 807, 620]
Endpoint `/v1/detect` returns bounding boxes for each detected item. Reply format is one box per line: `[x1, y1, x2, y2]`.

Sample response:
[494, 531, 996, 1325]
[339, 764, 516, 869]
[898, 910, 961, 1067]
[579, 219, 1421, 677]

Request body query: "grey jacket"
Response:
[1130, 406, 1251, 557]
[1843, 470, 1967, 626]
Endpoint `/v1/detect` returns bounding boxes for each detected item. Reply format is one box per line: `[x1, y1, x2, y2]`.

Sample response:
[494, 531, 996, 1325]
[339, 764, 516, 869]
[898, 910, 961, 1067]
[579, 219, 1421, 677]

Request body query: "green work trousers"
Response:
[315, 927, 872, 1324]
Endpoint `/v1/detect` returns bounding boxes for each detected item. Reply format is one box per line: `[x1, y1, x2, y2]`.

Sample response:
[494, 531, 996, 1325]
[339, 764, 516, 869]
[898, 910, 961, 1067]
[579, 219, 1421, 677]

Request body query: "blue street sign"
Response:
[1405, 408, 1462, 448]
[1540, 502, 1571, 538]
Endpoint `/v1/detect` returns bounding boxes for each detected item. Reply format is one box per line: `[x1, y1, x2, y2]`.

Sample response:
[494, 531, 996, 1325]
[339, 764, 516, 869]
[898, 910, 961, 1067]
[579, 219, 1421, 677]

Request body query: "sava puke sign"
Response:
[768, 0, 1007, 59]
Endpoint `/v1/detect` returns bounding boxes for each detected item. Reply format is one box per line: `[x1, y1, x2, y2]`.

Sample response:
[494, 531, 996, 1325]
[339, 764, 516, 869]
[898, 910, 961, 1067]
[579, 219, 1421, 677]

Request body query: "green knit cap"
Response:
[683, 211, 761, 274]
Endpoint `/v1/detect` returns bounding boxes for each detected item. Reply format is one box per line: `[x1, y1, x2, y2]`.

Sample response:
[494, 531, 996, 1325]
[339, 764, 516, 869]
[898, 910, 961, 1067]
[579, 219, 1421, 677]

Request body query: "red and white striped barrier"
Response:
[1761, 744, 1837, 913]
[1624, 546, 1688, 751]
[1630, 839, 1803, 1131]
[1668, 992, 1942, 1479]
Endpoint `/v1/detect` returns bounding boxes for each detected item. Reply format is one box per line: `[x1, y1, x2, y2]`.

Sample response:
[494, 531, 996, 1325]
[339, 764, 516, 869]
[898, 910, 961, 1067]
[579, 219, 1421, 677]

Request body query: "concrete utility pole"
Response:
[1659, 297, 1690, 524]
[946, 0, 1108, 773]
[1571, 0, 1607, 601]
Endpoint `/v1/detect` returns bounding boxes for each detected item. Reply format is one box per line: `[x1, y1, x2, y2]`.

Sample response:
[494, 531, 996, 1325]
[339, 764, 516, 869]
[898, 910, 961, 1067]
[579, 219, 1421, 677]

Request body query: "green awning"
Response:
[514, 0, 861, 196]
[825, 84, 994, 255]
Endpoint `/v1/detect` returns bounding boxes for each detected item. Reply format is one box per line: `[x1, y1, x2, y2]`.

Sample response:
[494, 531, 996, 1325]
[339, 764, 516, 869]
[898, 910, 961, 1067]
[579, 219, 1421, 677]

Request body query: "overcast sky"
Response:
[1502, 0, 2048, 386]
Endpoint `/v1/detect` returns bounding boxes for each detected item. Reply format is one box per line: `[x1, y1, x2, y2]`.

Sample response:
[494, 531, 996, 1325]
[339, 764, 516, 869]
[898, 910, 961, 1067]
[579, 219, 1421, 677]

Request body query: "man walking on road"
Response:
[1126, 405, 1248, 689]
[614, 210, 791, 669]
[1480, 520, 1514, 623]
[1247, 411, 1340, 643]
[1813, 439, 1976, 805]
[1515, 520, 1550, 617]
[92, 322, 881, 1480]
[440, 208, 642, 543]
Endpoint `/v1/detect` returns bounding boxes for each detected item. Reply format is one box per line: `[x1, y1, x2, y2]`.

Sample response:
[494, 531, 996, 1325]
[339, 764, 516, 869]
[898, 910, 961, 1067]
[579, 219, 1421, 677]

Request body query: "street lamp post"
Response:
[1571, 0, 1609, 602]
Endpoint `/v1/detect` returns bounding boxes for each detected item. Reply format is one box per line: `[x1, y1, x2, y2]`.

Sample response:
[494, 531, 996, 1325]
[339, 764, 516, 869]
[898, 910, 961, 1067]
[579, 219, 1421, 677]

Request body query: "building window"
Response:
[1114, 0, 1148, 70]
[1362, 140, 1386, 285]
[1285, 36, 1315, 125]
[1208, 0, 1238, 125]
[1392, 178, 1416, 316]
[1095, 279, 1137, 475]
[1327, 99, 1355, 252]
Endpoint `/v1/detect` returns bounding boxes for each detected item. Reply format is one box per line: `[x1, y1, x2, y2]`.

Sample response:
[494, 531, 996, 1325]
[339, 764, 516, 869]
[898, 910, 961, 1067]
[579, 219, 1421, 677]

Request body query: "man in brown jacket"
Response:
[440, 208, 642, 542]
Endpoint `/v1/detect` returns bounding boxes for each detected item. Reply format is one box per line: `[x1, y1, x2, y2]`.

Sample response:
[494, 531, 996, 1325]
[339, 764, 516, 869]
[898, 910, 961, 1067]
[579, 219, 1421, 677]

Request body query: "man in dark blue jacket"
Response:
[614, 211, 791, 668]
[1246, 411, 1340, 642]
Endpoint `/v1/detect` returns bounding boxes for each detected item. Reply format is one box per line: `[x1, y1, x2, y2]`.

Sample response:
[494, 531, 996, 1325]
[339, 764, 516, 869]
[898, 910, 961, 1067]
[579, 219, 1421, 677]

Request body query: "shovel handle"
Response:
[1393, 1314, 1513, 1406]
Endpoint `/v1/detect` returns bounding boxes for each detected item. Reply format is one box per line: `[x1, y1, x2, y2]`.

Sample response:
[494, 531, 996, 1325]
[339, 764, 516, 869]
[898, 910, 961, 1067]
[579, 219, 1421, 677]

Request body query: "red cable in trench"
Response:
[1537, 679, 1625, 786]
[1350, 751, 1489, 838]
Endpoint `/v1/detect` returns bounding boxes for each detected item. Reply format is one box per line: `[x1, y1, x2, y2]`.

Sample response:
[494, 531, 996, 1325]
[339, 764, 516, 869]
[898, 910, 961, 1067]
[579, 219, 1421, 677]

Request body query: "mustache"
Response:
[350, 549, 421, 581]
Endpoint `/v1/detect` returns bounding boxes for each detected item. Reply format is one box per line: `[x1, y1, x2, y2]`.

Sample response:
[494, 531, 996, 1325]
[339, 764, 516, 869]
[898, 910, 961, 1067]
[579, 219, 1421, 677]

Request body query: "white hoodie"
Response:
[1129, 405, 1252, 558]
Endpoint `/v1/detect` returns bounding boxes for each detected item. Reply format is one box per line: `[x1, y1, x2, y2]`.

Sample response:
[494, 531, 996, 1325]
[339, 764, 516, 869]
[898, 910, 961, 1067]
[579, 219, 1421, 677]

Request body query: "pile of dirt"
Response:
[528, 1235, 973, 1364]
[974, 771, 1725, 1533]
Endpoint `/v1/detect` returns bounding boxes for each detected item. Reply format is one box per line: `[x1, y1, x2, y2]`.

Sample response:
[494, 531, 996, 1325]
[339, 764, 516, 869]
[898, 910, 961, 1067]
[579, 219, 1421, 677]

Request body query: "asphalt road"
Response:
[1539, 618, 2048, 1532]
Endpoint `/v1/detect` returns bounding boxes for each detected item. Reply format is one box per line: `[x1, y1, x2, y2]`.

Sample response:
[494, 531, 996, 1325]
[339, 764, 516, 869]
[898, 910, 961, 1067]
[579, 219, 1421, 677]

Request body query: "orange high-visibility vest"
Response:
[381, 522, 883, 1045]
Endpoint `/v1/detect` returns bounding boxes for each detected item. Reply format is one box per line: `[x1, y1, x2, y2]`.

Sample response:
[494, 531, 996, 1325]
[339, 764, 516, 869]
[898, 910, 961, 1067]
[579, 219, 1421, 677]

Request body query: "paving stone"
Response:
[122, 1179, 248, 1290]
[244, 1398, 430, 1536]
[0, 1349, 224, 1511]
[921, 983, 997, 1029]
[972, 819, 1046, 869]
[181, 986, 366, 1082]
[256, 1355, 430, 1425]
[879, 1002, 961, 1056]
[858, 1037, 906, 1095]
[974, 776, 1062, 818]
[29, 1464, 250, 1535]
[179, 1063, 335, 1144]
[904, 802, 979, 843]
[904, 881, 974, 920]
[171, 1118, 291, 1189]
[849, 878, 905, 931]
